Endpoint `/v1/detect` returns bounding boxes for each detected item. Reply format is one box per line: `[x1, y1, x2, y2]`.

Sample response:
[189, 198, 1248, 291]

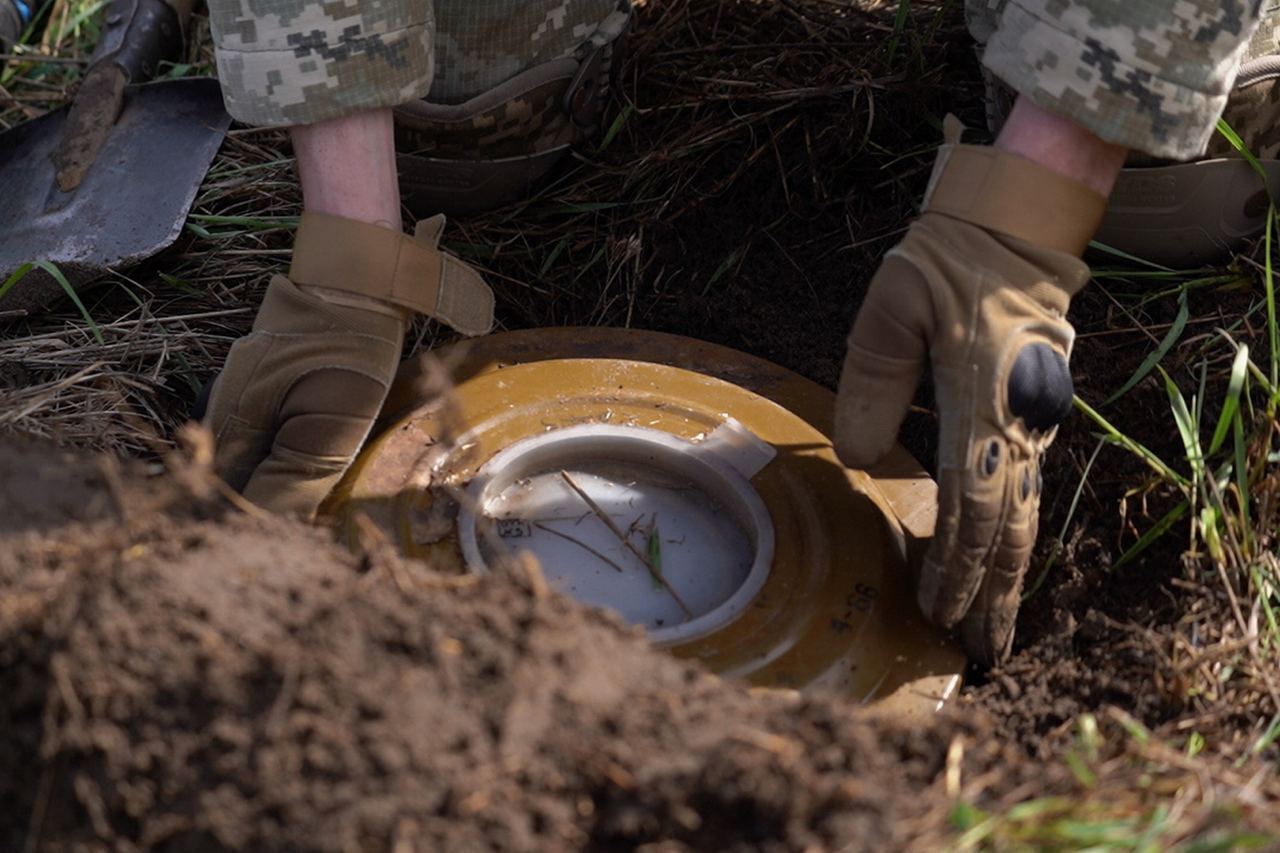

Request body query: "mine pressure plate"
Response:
[326, 328, 964, 716]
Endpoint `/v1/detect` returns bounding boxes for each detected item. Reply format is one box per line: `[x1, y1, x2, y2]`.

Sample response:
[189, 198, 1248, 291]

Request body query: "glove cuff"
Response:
[289, 212, 495, 336]
[922, 116, 1107, 259]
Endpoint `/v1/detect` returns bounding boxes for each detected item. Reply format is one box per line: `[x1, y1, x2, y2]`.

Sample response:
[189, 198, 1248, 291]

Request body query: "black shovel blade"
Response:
[0, 76, 231, 316]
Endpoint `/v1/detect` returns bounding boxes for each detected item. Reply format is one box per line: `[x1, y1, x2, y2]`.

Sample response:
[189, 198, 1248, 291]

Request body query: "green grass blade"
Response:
[0, 0, 63, 85]
[1086, 239, 1180, 272]
[1113, 708, 1153, 744]
[158, 272, 199, 296]
[952, 807, 997, 849]
[647, 527, 663, 591]
[0, 261, 103, 345]
[1233, 412, 1252, 556]
[1113, 501, 1190, 571]
[569, 244, 607, 285]
[1214, 121, 1277, 397]
[1247, 356, 1278, 400]
[599, 103, 633, 152]
[1136, 807, 1176, 850]
[1073, 396, 1186, 488]
[61, 0, 108, 37]
[537, 237, 568, 278]
[1251, 714, 1280, 756]
[1251, 565, 1278, 651]
[702, 247, 744, 295]
[1217, 118, 1271, 188]
[1268, 205, 1279, 397]
[1209, 343, 1249, 456]
[949, 800, 988, 832]
[1200, 505, 1224, 562]
[1004, 797, 1073, 822]
[1194, 359, 1208, 435]
[0, 262, 34, 301]
[886, 0, 912, 64]
[1158, 366, 1203, 486]
[34, 260, 104, 345]
[1062, 750, 1097, 789]
[1103, 291, 1189, 406]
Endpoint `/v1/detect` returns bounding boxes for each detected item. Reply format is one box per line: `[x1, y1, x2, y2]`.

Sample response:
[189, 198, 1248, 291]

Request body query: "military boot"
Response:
[0, 0, 32, 50]
[393, 0, 631, 216]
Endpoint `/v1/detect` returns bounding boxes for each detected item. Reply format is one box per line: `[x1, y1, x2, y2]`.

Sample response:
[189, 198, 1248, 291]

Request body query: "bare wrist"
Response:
[995, 96, 1127, 198]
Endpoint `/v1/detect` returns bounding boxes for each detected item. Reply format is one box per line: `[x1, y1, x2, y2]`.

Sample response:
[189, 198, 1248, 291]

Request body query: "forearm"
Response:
[292, 109, 402, 231]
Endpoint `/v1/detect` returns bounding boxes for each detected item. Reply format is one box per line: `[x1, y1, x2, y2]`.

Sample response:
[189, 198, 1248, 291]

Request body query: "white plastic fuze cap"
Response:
[457, 420, 776, 646]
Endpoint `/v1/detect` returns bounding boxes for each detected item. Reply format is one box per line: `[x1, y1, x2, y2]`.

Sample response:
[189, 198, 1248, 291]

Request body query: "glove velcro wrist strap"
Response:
[923, 142, 1107, 257]
[289, 212, 495, 336]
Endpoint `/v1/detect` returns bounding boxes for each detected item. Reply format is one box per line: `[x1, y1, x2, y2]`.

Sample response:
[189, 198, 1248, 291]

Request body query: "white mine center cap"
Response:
[457, 421, 777, 646]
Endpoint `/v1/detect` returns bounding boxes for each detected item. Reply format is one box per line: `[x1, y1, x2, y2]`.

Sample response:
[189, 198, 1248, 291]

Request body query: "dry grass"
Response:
[942, 707, 1280, 849]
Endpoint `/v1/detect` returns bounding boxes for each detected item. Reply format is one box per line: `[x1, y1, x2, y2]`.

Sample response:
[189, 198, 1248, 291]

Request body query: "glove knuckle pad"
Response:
[1006, 342, 1073, 431]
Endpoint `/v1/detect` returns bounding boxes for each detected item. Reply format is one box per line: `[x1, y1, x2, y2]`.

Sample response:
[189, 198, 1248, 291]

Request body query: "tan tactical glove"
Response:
[204, 212, 494, 518]
[835, 119, 1105, 664]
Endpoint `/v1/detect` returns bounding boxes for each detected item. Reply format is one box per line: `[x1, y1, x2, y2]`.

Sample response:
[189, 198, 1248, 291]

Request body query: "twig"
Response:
[212, 477, 270, 519]
[558, 470, 694, 619]
[0, 81, 41, 118]
[0, 52, 86, 65]
[23, 763, 55, 853]
[533, 521, 626, 573]
[96, 455, 132, 525]
[264, 656, 300, 736]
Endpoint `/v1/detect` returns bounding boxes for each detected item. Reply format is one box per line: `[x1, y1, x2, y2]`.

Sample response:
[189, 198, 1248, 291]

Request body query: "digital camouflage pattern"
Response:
[968, 0, 1268, 160]
[394, 61, 584, 159]
[1209, 2, 1280, 159]
[208, 0, 628, 127]
[208, 0, 436, 127]
[430, 0, 629, 105]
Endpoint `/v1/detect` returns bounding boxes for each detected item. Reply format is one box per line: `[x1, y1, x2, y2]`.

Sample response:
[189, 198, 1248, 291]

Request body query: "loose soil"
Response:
[2, 441, 1275, 850]
[0, 441, 998, 850]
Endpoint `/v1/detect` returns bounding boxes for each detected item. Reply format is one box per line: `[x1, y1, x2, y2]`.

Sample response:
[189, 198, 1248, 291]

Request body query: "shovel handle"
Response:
[50, 0, 196, 191]
[87, 0, 191, 84]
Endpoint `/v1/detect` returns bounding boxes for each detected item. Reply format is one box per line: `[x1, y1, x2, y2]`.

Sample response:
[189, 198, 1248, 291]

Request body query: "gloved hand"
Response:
[834, 119, 1105, 664]
[204, 212, 493, 518]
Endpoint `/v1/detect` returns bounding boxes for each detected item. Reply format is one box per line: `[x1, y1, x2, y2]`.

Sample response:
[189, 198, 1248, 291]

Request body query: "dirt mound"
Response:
[3, 441, 1277, 850]
[1, 440, 1031, 851]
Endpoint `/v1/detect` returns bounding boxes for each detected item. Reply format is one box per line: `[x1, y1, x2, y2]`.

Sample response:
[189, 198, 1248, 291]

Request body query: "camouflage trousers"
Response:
[967, 0, 1274, 160]
[208, 0, 630, 127]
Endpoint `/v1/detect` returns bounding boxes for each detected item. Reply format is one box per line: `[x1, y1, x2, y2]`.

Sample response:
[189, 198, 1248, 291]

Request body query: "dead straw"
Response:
[558, 469, 694, 619]
[532, 520, 627, 574]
